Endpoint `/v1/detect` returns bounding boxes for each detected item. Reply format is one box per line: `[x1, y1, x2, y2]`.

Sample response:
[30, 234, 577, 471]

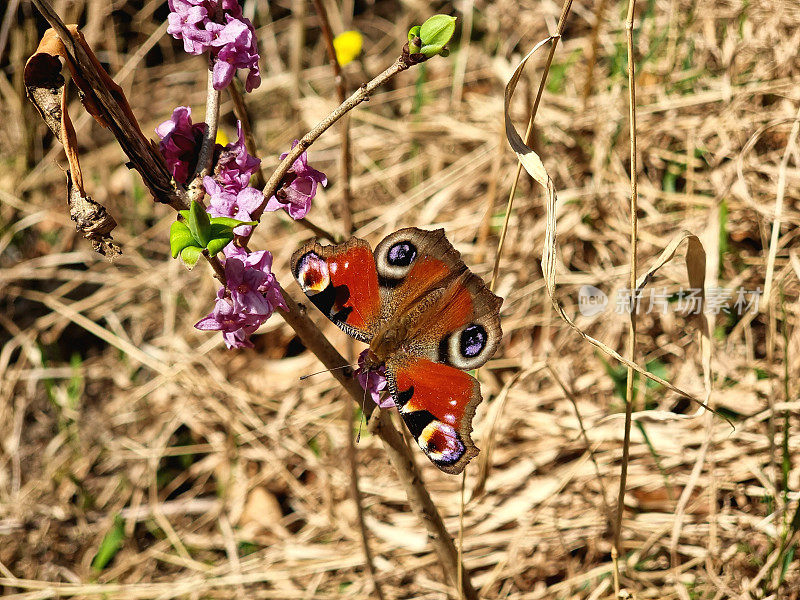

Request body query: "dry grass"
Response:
[2, 0, 800, 598]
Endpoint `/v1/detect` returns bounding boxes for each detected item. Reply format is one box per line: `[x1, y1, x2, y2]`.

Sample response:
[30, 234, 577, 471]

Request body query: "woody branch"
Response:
[25, 3, 475, 598]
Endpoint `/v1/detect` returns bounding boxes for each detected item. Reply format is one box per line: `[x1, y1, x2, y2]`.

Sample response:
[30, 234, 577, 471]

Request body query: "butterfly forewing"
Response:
[291, 238, 381, 342]
[373, 228, 503, 370]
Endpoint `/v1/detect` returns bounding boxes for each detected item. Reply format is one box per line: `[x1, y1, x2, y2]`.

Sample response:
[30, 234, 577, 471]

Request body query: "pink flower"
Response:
[264, 141, 327, 220]
[194, 289, 264, 349]
[222, 244, 286, 315]
[155, 106, 206, 184]
[213, 122, 260, 194]
[167, 0, 261, 92]
[167, 1, 214, 54]
[209, 15, 261, 91]
[194, 246, 286, 349]
[354, 350, 393, 408]
[204, 177, 262, 235]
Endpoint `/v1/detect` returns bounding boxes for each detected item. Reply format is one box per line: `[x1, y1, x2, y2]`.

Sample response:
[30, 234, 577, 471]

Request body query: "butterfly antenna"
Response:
[300, 364, 358, 380]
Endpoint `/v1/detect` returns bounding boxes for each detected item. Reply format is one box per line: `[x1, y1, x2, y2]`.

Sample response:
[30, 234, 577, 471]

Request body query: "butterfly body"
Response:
[291, 227, 502, 474]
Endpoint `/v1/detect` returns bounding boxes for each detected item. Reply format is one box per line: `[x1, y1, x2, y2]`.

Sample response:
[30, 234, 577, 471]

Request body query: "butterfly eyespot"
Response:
[387, 241, 417, 267]
[376, 238, 419, 284]
[419, 421, 464, 465]
[459, 324, 487, 358]
[440, 322, 493, 370]
[295, 251, 330, 294]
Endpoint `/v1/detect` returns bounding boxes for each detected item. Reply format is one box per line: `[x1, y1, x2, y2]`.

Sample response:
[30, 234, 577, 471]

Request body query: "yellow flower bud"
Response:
[333, 30, 363, 66]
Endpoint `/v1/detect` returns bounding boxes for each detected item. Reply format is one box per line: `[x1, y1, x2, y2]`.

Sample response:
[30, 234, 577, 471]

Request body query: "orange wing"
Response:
[291, 238, 381, 342]
[386, 354, 481, 475]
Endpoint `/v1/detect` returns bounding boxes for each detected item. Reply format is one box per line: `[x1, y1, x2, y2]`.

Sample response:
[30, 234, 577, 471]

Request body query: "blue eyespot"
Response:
[459, 324, 486, 358]
[387, 241, 417, 267]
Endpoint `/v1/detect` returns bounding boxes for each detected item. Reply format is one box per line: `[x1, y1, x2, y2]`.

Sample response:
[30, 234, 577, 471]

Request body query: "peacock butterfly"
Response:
[291, 228, 502, 474]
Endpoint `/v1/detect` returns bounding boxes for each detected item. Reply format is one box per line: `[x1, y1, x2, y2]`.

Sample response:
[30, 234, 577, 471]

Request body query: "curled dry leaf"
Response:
[504, 39, 715, 422]
[24, 27, 120, 258]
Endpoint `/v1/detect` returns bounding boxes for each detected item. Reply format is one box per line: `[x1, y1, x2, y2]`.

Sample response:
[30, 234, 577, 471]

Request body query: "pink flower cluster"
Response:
[195, 244, 287, 348]
[167, 0, 261, 91]
[157, 111, 327, 226]
[264, 141, 328, 220]
[204, 122, 262, 235]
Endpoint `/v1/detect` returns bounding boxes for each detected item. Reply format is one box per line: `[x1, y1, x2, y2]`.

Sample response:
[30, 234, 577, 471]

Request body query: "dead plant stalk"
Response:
[613, 0, 639, 592]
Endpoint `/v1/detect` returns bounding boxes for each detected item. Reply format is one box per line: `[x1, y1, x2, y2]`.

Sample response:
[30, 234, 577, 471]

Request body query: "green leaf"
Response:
[91, 515, 125, 572]
[206, 233, 234, 256]
[187, 200, 212, 247]
[407, 25, 421, 42]
[209, 216, 257, 228]
[178, 209, 190, 221]
[170, 220, 199, 258]
[779, 544, 796, 585]
[418, 15, 456, 57]
[180, 245, 203, 270]
[209, 223, 233, 238]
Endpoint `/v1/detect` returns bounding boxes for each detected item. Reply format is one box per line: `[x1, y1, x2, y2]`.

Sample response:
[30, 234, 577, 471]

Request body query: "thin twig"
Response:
[191, 68, 221, 185]
[613, 0, 639, 591]
[254, 58, 410, 221]
[202, 250, 226, 284]
[228, 80, 340, 243]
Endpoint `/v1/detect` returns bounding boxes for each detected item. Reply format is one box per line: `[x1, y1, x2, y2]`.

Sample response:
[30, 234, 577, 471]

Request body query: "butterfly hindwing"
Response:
[386, 354, 480, 475]
[291, 238, 381, 342]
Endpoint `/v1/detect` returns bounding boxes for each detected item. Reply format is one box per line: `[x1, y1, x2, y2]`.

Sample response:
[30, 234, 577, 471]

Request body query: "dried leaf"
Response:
[67, 176, 120, 257]
[504, 39, 714, 421]
[25, 26, 120, 257]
